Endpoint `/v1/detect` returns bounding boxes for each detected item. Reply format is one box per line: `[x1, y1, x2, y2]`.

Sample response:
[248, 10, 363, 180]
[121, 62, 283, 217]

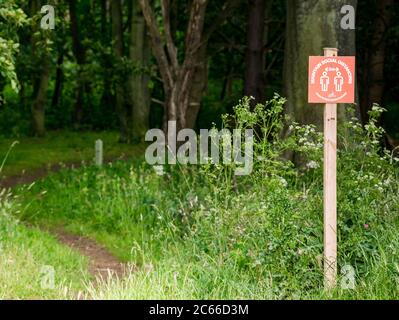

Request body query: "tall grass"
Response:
[15, 97, 399, 299]
[0, 188, 90, 299]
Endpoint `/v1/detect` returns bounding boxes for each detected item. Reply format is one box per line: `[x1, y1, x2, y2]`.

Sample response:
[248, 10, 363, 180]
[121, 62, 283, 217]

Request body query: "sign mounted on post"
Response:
[308, 56, 355, 104]
[308, 49, 355, 290]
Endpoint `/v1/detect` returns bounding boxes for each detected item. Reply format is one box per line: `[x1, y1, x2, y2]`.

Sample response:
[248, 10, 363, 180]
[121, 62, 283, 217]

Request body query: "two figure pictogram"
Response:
[308, 55, 355, 104]
[320, 68, 344, 92]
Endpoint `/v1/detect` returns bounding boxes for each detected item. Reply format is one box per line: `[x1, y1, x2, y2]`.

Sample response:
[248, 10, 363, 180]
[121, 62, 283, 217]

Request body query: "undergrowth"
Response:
[5, 95, 399, 299]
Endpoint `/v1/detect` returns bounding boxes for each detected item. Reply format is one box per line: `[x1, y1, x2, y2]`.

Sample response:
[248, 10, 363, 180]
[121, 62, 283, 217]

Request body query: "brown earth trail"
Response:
[1, 159, 129, 282]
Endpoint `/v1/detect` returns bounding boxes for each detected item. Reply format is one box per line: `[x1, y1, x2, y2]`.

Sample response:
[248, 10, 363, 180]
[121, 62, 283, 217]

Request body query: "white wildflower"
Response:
[306, 161, 319, 169]
[278, 177, 288, 187]
[153, 165, 164, 176]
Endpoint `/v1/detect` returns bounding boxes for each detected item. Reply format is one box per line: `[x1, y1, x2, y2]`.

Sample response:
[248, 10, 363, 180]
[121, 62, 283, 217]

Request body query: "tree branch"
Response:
[201, 0, 241, 46]
[161, 0, 179, 69]
[184, 0, 209, 67]
[186, 0, 241, 56]
[138, 0, 174, 90]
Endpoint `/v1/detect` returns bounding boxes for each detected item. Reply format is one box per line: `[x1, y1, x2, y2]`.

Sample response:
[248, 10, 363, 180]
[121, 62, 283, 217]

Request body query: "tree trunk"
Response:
[139, 0, 238, 134]
[168, 0, 209, 132]
[186, 44, 208, 129]
[32, 61, 50, 136]
[30, 0, 50, 137]
[244, 0, 266, 105]
[69, 0, 86, 127]
[360, 0, 393, 123]
[128, 0, 151, 143]
[51, 51, 64, 108]
[283, 0, 357, 131]
[100, 0, 113, 120]
[111, 0, 128, 142]
[139, 0, 240, 134]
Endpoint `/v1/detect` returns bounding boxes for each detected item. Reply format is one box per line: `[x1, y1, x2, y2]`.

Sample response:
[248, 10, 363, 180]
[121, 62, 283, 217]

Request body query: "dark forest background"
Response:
[0, 0, 398, 146]
[1, 1, 399, 300]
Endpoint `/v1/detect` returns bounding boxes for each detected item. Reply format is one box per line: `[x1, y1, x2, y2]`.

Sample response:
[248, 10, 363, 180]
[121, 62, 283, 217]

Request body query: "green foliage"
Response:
[0, 92, 30, 136]
[0, 130, 145, 176]
[0, 188, 89, 299]
[13, 96, 399, 299]
[0, 0, 27, 92]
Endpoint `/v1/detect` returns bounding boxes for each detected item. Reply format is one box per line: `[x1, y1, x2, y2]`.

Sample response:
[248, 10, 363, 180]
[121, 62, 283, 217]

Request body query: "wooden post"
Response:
[95, 139, 103, 166]
[323, 47, 338, 290]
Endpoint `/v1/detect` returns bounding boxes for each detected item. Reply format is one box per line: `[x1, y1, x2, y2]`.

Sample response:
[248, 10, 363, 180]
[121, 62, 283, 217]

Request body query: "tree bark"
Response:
[100, 0, 113, 120]
[244, 0, 266, 105]
[69, 0, 86, 127]
[360, 0, 393, 123]
[31, 61, 50, 136]
[51, 51, 64, 108]
[139, 0, 238, 132]
[283, 0, 357, 131]
[111, 0, 128, 142]
[139, 0, 209, 133]
[30, 0, 50, 137]
[128, 0, 151, 143]
[186, 43, 208, 130]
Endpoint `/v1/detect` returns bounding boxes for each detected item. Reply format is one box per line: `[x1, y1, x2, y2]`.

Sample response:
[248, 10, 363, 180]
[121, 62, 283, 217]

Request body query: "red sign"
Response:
[308, 56, 355, 103]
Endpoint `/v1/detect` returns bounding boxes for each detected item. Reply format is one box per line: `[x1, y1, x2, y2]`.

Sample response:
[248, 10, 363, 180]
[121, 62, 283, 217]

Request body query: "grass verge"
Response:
[0, 130, 144, 177]
[0, 190, 90, 299]
[6, 98, 399, 299]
